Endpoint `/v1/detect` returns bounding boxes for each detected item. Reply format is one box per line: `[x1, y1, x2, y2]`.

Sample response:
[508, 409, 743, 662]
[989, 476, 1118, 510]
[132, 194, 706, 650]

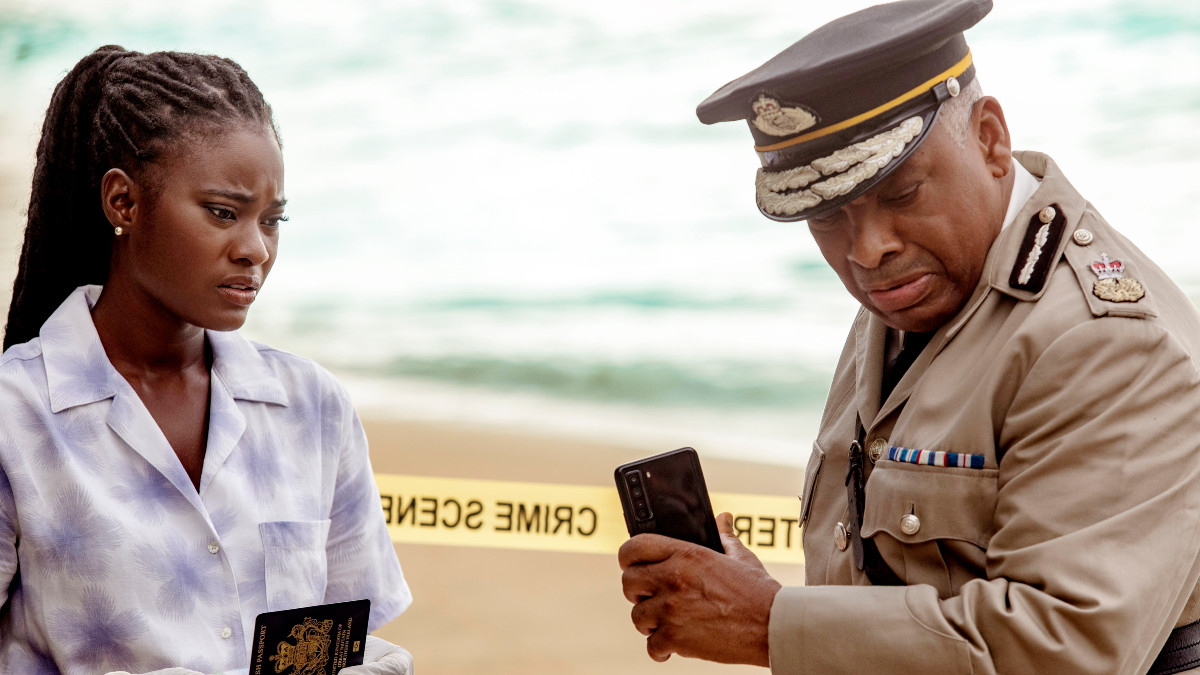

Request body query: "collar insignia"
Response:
[1008, 204, 1067, 294]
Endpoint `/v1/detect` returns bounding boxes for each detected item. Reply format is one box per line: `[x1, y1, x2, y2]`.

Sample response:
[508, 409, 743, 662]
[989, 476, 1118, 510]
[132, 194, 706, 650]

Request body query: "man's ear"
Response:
[100, 168, 138, 233]
[974, 96, 1013, 179]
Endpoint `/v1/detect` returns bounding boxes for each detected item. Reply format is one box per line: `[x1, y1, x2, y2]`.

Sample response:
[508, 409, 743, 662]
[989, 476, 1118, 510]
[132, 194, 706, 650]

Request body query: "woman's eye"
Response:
[207, 206, 236, 221]
[263, 215, 290, 228]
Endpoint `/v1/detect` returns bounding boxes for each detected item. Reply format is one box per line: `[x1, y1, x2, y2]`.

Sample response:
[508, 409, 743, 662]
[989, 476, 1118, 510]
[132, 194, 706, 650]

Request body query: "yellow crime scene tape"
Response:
[375, 473, 804, 564]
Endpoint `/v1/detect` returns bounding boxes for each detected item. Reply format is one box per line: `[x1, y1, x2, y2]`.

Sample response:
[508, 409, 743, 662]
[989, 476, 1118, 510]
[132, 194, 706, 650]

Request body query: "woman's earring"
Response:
[113, 226, 124, 236]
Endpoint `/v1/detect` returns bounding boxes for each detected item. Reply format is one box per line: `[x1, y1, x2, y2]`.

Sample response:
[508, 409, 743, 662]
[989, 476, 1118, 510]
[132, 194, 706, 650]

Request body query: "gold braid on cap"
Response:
[756, 116, 924, 217]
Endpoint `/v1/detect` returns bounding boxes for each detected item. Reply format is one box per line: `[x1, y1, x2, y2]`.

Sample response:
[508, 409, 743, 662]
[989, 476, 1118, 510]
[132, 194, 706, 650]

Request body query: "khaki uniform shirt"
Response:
[771, 152, 1200, 674]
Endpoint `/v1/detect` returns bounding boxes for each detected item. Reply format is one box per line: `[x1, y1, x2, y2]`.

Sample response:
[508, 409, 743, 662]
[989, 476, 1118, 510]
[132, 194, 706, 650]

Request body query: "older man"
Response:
[618, 1, 1200, 673]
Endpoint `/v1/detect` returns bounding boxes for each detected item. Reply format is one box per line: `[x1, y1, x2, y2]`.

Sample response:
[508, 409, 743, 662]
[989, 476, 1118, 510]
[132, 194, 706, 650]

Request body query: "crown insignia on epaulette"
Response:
[1090, 254, 1124, 280]
[1089, 253, 1144, 302]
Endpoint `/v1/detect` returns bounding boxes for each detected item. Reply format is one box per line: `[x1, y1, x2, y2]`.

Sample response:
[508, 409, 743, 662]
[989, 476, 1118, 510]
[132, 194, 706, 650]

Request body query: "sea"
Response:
[1, 0, 1198, 466]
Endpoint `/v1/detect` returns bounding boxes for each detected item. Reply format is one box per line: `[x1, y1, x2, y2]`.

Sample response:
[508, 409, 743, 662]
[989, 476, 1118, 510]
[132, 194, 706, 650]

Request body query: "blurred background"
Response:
[2, 0, 1199, 465]
[1, 1, 1198, 673]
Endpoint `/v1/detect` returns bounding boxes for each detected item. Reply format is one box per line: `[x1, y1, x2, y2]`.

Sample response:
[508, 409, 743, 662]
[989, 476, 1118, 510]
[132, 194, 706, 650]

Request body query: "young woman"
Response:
[0, 46, 413, 674]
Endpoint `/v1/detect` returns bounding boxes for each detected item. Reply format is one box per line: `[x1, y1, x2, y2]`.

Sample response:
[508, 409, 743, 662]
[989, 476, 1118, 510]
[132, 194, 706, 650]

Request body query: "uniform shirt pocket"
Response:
[862, 461, 998, 597]
[259, 519, 331, 611]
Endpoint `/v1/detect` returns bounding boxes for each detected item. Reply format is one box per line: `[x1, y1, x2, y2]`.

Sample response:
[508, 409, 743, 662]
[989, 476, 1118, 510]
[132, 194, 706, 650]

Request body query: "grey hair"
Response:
[938, 77, 983, 148]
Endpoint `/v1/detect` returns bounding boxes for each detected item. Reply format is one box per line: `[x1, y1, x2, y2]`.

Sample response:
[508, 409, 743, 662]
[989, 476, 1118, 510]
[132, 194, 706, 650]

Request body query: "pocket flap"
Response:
[862, 461, 997, 548]
[259, 520, 331, 550]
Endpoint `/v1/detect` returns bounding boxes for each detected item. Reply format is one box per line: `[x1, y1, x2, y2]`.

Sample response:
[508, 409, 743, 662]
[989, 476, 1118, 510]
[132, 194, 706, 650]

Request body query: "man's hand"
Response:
[618, 512, 782, 666]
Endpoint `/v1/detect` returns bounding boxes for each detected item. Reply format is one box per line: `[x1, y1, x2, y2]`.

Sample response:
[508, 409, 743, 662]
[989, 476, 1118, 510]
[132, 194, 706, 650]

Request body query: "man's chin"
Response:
[870, 305, 954, 334]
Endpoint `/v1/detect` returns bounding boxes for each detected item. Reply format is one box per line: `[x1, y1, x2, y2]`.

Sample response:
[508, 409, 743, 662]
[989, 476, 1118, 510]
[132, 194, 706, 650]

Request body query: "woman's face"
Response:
[117, 124, 286, 332]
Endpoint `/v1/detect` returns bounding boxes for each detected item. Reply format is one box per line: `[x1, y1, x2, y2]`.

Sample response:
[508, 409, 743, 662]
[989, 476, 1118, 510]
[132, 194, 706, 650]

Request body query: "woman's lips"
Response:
[866, 273, 933, 312]
[217, 285, 259, 306]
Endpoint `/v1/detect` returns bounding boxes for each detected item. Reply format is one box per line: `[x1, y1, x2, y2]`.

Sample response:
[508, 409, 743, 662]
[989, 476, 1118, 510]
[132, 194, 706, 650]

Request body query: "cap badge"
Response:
[751, 94, 818, 137]
[1089, 253, 1145, 302]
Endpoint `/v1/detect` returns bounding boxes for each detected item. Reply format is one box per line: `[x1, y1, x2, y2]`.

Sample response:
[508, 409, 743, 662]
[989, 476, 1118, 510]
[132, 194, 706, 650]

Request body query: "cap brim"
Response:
[755, 104, 943, 223]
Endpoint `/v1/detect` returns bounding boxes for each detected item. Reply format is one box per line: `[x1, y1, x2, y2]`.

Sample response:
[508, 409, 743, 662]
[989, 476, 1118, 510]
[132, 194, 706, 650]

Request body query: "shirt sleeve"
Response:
[769, 317, 1200, 675]
[0, 460, 16, 610]
[321, 378, 412, 632]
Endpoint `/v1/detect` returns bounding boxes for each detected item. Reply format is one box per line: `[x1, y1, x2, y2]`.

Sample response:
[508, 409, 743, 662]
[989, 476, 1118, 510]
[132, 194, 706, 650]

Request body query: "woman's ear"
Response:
[100, 168, 138, 234]
[974, 96, 1012, 179]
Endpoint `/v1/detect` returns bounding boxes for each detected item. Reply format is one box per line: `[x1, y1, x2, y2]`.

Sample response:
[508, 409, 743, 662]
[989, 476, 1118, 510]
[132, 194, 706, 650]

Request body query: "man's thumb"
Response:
[716, 511, 754, 561]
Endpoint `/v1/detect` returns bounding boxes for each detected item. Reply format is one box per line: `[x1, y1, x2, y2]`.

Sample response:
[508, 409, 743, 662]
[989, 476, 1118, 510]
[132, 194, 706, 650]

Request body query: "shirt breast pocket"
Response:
[259, 520, 331, 611]
[862, 461, 997, 597]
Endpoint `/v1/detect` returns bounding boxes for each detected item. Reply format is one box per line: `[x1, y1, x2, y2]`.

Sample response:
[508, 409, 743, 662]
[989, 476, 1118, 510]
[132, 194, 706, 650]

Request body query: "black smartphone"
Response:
[614, 447, 723, 552]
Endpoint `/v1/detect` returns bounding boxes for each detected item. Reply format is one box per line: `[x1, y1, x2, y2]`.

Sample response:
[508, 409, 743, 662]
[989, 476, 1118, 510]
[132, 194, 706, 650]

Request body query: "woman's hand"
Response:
[339, 635, 414, 674]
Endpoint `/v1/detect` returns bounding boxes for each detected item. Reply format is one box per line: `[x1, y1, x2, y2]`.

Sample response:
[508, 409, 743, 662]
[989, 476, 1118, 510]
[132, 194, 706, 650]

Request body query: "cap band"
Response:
[754, 49, 974, 154]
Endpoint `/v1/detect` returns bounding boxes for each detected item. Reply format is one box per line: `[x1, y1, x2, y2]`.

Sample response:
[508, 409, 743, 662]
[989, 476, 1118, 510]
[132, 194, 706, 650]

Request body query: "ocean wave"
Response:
[351, 355, 831, 409]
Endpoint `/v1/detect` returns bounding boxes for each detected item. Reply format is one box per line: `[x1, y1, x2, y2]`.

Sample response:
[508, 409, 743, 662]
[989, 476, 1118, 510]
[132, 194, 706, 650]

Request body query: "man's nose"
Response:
[846, 213, 903, 269]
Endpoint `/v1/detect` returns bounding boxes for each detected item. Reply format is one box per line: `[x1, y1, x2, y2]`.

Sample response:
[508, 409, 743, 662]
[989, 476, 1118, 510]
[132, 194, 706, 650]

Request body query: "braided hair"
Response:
[3, 45, 278, 350]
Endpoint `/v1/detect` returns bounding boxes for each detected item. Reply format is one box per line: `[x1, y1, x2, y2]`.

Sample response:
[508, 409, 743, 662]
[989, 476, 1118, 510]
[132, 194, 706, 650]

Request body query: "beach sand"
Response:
[363, 417, 807, 675]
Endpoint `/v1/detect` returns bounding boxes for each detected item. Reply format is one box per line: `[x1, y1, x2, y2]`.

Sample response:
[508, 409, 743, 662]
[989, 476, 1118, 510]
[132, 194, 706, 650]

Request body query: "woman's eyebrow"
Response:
[200, 188, 287, 208]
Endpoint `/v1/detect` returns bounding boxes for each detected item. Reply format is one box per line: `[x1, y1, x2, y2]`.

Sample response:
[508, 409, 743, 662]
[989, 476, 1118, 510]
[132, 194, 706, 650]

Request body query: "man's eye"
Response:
[885, 184, 920, 205]
[807, 215, 841, 232]
[263, 215, 290, 228]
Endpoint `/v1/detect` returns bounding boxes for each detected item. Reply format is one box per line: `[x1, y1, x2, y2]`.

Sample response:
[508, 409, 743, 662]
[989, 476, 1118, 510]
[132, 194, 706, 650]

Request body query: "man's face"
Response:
[805, 104, 1009, 333]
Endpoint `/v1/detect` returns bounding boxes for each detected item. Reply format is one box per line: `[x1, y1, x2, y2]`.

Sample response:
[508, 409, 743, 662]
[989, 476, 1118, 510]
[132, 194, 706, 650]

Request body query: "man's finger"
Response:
[646, 626, 676, 663]
[630, 593, 665, 636]
[717, 511, 736, 535]
[716, 511, 758, 563]
[618, 532, 688, 570]
[621, 564, 660, 604]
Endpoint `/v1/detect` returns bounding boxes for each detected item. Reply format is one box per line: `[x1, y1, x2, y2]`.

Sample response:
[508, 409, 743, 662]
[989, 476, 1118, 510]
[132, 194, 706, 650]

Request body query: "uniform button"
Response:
[945, 76, 960, 97]
[868, 438, 888, 463]
[208, 542, 220, 555]
[220, 626, 233, 640]
[834, 522, 848, 551]
[899, 513, 921, 536]
[1039, 206, 1057, 223]
[1072, 229, 1094, 246]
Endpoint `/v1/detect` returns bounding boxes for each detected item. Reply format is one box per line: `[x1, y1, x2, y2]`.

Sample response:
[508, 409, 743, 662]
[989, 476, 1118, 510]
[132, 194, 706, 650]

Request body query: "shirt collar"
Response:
[42, 285, 288, 412]
[1001, 159, 1040, 231]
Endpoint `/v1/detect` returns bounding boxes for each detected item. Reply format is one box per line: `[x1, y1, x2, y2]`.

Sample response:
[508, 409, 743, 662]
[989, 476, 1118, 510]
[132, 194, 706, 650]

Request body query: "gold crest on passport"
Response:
[251, 599, 370, 675]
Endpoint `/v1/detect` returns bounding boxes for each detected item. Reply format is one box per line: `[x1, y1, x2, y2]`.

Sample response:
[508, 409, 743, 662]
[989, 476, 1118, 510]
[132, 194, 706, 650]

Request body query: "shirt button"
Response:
[208, 542, 220, 555]
[900, 513, 921, 536]
[1072, 229, 1094, 246]
[834, 522, 848, 551]
[868, 438, 888, 463]
[220, 626, 233, 640]
[1039, 206, 1057, 223]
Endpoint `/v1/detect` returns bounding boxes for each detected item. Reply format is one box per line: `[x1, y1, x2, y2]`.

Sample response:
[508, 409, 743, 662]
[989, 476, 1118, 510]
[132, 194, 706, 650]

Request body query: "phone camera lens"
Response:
[637, 509, 649, 519]
[634, 499, 646, 509]
[631, 486, 643, 498]
[626, 472, 640, 485]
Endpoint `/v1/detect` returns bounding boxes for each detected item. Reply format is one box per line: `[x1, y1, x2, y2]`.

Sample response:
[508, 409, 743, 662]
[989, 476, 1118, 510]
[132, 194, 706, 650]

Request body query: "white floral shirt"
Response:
[0, 286, 411, 674]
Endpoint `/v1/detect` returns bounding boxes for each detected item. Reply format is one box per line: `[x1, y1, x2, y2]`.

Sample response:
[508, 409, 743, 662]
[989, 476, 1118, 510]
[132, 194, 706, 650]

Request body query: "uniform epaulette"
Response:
[1061, 211, 1156, 320]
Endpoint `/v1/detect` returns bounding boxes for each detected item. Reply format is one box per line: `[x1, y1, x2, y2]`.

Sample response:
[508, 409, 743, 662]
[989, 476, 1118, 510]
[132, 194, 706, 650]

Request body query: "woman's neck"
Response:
[90, 280, 210, 376]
